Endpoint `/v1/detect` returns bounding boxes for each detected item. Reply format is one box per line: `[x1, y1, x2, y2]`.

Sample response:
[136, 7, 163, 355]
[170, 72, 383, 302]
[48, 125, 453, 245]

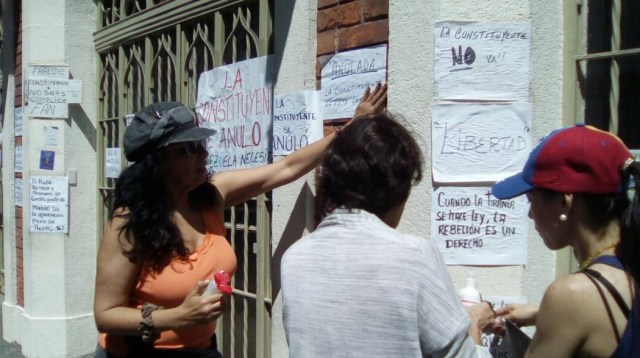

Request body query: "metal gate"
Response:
[94, 1, 273, 356]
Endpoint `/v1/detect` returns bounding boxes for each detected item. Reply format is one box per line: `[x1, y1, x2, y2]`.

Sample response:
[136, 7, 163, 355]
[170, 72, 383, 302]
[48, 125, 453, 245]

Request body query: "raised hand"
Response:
[352, 83, 388, 119]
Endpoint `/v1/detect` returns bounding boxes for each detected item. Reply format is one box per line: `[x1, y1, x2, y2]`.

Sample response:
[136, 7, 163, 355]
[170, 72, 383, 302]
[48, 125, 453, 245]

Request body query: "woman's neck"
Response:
[572, 220, 621, 264]
[165, 184, 191, 211]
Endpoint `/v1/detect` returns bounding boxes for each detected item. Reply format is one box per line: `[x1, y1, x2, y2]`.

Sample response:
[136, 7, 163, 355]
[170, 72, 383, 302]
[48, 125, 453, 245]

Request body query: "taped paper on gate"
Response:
[195, 55, 273, 173]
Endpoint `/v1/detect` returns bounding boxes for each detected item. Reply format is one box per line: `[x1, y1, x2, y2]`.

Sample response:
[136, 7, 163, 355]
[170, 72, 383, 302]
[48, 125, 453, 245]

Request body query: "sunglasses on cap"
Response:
[183, 139, 207, 156]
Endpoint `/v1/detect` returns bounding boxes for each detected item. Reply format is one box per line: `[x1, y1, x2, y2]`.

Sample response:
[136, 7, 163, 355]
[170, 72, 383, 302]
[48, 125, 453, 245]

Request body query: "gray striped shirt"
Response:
[282, 208, 488, 358]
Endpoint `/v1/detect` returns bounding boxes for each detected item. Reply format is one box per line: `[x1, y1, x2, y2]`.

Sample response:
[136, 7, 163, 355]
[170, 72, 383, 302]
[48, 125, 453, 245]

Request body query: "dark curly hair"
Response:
[316, 112, 423, 222]
[618, 161, 640, 283]
[111, 150, 218, 272]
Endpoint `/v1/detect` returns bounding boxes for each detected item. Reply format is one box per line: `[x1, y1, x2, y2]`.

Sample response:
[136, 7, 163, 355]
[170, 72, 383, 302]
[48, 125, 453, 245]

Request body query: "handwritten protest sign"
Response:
[29, 65, 69, 79]
[434, 21, 531, 100]
[105, 148, 122, 178]
[273, 91, 323, 155]
[15, 145, 23, 173]
[15, 178, 23, 207]
[432, 103, 532, 183]
[431, 186, 529, 265]
[26, 77, 82, 118]
[321, 44, 387, 120]
[14, 107, 23, 136]
[30, 176, 69, 233]
[196, 56, 273, 173]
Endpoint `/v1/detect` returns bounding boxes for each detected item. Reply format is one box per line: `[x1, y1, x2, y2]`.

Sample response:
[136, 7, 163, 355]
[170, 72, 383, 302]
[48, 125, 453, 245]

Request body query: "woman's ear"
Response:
[562, 193, 574, 213]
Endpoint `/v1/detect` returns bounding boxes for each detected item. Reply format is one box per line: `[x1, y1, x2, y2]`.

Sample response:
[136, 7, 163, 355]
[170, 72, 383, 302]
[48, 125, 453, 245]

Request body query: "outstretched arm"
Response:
[212, 83, 387, 208]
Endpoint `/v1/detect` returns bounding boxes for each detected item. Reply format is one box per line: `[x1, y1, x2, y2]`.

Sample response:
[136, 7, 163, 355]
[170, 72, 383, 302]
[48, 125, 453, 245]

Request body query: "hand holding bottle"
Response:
[203, 270, 233, 296]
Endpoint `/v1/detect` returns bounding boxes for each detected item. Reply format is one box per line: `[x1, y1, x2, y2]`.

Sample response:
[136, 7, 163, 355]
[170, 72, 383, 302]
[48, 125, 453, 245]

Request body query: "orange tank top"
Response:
[99, 210, 237, 355]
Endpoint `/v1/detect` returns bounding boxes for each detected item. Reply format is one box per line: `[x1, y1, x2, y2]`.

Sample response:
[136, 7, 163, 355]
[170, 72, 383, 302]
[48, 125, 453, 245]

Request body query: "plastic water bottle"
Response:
[459, 274, 481, 307]
[202, 270, 233, 296]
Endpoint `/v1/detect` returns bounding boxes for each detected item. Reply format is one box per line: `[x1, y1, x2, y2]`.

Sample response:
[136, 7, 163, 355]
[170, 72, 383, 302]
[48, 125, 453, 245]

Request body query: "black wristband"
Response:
[138, 302, 163, 343]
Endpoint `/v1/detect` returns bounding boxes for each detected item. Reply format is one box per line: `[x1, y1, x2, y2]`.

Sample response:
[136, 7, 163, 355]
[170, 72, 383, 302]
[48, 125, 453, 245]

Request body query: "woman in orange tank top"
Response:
[93, 85, 388, 357]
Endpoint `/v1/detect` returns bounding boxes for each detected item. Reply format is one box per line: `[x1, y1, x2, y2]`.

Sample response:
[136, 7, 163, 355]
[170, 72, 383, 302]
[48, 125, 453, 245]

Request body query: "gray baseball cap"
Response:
[123, 102, 216, 162]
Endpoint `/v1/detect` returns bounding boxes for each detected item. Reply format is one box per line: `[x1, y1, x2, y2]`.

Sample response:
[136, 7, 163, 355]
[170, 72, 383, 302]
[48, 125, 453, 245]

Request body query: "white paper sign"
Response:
[431, 186, 529, 265]
[195, 56, 273, 173]
[67, 79, 83, 103]
[30, 176, 69, 233]
[15, 178, 23, 207]
[125, 114, 135, 127]
[44, 126, 60, 146]
[321, 44, 387, 120]
[28, 65, 69, 79]
[273, 91, 323, 155]
[105, 148, 122, 178]
[14, 107, 23, 136]
[15, 145, 23, 173]
[432, 103, 532, 183]
[26, 77, 77, 118]
[434, 21, 531, 100]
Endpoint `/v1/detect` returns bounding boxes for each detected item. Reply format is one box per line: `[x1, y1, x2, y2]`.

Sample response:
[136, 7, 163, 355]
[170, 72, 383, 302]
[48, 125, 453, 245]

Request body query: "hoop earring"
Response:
[559, 214, 567, 222]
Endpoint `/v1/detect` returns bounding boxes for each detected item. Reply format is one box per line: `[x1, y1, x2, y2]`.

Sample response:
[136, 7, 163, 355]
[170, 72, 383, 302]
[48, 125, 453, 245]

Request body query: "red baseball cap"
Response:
[492, 124, 633, 199]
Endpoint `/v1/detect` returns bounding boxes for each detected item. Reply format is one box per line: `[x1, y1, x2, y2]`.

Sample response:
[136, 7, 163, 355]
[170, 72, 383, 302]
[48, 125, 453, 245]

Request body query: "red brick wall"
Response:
[15, 2, 24, 307]
[316, 0, 389, 131]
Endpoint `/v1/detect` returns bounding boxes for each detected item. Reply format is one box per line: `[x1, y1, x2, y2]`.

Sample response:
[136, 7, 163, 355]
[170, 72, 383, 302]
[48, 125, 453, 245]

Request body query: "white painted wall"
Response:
[271, 1, 318, 357]
[2, 0, 98, 357]
[388, 0, 565, 305]
[270, 0, 566, 356]
[0, 0, 566, 356]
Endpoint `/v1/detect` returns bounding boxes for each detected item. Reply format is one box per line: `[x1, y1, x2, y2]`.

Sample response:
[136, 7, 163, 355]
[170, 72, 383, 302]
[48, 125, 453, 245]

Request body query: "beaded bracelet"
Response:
[138, 302, 163, 343]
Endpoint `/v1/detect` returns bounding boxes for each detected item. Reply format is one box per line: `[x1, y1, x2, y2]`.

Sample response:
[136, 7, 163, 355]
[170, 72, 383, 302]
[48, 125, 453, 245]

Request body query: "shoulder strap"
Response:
[583, 268, 631, 316]
[590, 255, 625, 270]
[582, 270, 622, 343]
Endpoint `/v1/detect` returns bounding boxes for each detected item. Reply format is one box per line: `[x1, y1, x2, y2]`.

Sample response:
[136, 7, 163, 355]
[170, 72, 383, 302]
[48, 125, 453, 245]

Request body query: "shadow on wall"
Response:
[269, 0, 297, 89]
[271, 182, 315, 301]
[67, 103, 97, 151]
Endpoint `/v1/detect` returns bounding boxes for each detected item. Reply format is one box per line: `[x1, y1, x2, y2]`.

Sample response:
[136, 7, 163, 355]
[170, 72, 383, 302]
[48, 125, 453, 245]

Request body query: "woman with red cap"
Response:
[491, 124, 640, 357]
[93, 85, 388, 357]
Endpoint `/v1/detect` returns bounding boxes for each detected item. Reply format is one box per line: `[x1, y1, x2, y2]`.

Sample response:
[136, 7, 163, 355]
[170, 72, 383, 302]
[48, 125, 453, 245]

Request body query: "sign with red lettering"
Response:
[431, 186, 529, 266]
[196, 56, 273, 173]
[432, 103, 532, 183]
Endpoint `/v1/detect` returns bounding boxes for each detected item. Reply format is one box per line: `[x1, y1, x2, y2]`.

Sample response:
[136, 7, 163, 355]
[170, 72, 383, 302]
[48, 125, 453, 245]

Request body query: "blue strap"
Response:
[590, 255, 625, 270]
[592, 256, 640, 357]
[611, 292, 640, 358]
[586, 255, 640, 357]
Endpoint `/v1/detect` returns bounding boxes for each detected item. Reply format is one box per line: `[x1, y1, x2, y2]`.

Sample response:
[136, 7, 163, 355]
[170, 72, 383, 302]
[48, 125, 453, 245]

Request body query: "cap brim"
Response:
[491, 172, 534, 199]
[162, 127, 217, 146]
